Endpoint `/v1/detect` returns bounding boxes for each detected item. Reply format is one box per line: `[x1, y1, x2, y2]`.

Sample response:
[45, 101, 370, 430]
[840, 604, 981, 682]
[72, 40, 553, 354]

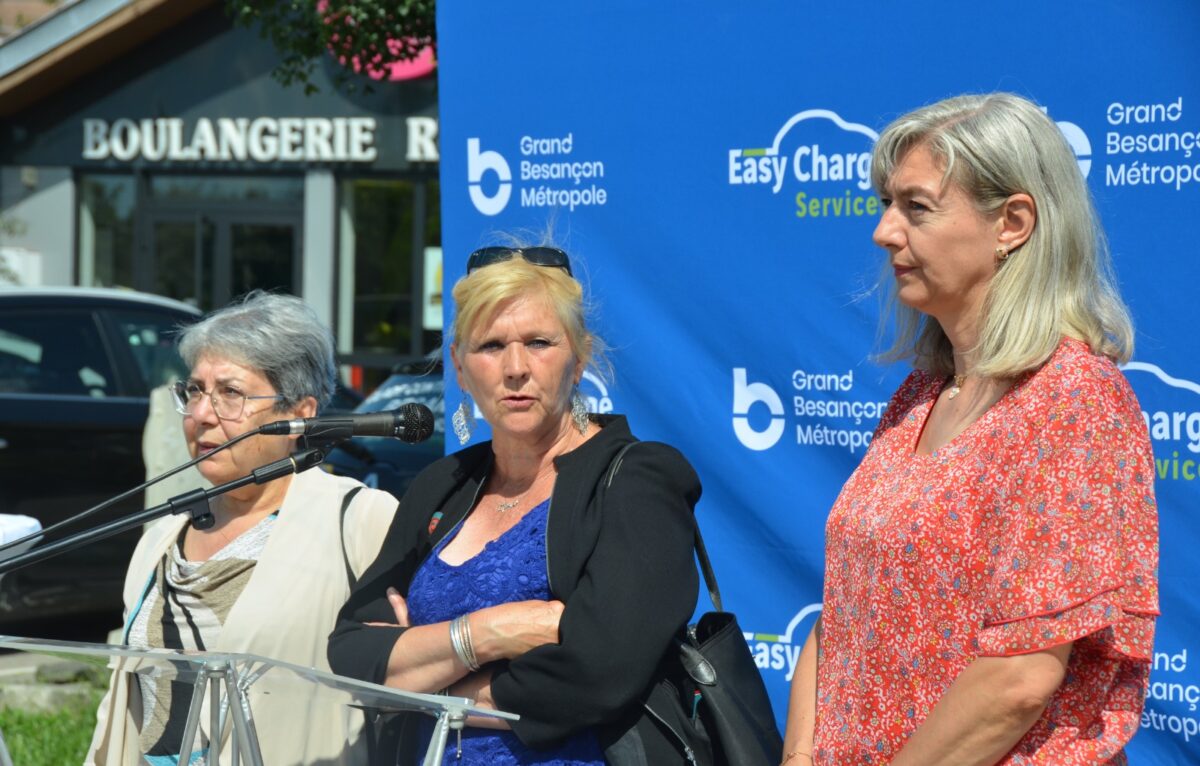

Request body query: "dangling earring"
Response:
[570, 389, 589, 434]
[452, 396, 476, 445]
[995, 246, 1009, 263]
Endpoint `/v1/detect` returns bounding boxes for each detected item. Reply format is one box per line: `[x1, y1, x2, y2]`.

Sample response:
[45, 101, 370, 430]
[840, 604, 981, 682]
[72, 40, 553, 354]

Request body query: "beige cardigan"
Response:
[86, 468, 399, 766]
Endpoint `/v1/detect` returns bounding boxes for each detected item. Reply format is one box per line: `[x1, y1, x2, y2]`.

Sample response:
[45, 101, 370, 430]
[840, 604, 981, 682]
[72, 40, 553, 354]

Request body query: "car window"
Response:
[0, 310, 116, 397]
[109, 310, 192, 389]
[359, 374, 445, 435]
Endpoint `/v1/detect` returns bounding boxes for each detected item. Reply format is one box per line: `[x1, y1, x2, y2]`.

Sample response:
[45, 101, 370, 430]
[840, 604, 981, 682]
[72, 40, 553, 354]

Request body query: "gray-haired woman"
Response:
[87, 291, 399, 766]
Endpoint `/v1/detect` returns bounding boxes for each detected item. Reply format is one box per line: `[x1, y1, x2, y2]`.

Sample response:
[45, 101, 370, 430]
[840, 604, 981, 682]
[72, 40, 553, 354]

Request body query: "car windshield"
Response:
[358, 373, 445, 435]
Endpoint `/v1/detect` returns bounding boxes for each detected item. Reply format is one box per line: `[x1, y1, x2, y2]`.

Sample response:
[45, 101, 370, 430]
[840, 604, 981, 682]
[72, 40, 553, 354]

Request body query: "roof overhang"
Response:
[0, 0, 216, 119]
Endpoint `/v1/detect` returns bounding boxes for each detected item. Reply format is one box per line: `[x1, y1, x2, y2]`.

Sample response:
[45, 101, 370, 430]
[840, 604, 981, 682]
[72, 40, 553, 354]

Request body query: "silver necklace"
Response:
[492, 464, 556, 512]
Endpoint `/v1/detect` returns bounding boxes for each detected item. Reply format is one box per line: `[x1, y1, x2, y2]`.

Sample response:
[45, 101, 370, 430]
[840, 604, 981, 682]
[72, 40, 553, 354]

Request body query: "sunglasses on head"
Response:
[466, 246, 573, 277]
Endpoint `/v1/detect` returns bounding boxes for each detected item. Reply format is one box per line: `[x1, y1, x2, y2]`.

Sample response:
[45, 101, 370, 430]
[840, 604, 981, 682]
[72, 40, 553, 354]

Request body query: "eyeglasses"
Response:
[171, 380, 284, 421]
[466, 246, 573, 277]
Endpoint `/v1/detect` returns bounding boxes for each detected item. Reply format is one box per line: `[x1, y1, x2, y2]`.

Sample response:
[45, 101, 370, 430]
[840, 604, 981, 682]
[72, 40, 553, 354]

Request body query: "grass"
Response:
[0, 687, 104, 766]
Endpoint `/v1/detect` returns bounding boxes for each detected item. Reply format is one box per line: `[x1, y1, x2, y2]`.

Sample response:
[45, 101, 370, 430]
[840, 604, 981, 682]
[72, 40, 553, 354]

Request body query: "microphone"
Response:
[259, 402, 436, 443]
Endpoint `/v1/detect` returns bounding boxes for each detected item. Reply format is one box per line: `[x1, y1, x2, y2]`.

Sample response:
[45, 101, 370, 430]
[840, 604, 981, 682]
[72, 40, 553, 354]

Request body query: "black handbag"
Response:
[603, 444, 783, 766]
[653, 529, 785, 766]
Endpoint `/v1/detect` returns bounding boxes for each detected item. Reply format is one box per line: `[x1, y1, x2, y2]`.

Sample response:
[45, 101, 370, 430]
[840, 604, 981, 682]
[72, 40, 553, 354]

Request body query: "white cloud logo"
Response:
[1122, 360, 1200, 467]
[467, 138, 512, 216]
[1123, 361, 1200, 397]
[767, 109, 879, 153]
[733, 368, 785, 450]
[743, 603, 823, 681]
[728, 109, 880, 195]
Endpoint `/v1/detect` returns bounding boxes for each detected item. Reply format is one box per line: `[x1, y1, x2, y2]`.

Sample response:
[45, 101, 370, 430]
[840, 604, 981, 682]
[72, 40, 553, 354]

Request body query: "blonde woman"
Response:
[783, 94, 1158, 766]
[330, 248, 704, 765]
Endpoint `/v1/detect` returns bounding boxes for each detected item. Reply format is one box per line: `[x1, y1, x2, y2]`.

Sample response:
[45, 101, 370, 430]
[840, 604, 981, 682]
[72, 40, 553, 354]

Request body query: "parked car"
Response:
[0, 287, 201, 624]
[320, 361, 445, 498]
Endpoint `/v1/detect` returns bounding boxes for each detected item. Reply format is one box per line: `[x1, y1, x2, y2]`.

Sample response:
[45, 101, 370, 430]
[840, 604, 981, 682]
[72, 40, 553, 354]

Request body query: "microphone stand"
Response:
[0, 447, 328, 576]
[0, 428, 264, 558]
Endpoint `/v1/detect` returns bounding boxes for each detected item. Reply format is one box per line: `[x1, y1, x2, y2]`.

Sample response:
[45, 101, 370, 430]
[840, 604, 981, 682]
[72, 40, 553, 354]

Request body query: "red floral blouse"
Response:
[815, 338, 1159, 765]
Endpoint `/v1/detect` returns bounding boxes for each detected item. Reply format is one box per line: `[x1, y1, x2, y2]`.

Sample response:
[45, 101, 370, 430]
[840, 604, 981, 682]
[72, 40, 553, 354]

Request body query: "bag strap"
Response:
[340, 485, 366, 589]
[692, 522, 722, 613]
[601, 441, 636, 490]
[602, 443, 723, 612]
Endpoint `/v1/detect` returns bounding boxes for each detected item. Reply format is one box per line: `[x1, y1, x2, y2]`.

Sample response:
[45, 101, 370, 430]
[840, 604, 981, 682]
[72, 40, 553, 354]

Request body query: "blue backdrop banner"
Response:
[436, 3, 1200, 763]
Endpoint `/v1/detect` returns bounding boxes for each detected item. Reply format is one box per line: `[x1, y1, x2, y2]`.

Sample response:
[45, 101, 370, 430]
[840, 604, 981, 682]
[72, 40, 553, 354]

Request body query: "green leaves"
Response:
[223, 0, 437, 94]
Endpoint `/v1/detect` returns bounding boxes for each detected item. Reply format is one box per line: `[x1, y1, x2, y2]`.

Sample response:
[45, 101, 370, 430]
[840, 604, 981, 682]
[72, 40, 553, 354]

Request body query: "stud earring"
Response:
[452, 396, 476, 445]
[570, 389, 589, 434]
[995, 246, 1009, 262]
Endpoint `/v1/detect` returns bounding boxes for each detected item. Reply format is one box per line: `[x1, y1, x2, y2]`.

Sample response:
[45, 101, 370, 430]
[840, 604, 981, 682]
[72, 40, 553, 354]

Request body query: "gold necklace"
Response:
[947, 373, 967, 400]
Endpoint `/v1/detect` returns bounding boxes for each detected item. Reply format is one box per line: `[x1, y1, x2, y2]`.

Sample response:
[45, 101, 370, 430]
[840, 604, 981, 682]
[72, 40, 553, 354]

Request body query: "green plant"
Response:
[0, 688, 104, 766]
[0, 214, 26, 237]
[225, 0, 436, 94]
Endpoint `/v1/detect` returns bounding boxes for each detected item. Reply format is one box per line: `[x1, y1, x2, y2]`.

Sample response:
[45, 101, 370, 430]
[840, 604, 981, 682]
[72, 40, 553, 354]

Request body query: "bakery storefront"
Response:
[0, 0, 441, 386]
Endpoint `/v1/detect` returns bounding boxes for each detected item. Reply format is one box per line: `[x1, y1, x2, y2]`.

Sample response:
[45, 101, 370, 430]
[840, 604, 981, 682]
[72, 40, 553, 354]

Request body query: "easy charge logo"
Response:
[467, 137, 512, 216]
[743, 603, 823, 682]
[1123, 360, 1200, 482]
[728, 109, 879, 220]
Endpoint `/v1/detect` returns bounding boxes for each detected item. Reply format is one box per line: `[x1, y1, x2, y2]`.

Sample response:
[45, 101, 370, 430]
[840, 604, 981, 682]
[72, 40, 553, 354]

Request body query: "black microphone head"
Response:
[397, 402, 436, 443]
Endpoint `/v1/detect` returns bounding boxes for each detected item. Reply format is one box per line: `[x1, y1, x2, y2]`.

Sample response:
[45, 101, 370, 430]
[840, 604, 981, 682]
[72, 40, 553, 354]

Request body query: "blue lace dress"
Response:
[406, 499, 607, 765]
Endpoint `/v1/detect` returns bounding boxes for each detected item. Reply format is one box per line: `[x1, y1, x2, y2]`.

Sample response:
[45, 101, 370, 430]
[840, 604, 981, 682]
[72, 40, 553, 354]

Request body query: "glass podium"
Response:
[0, 636, 517, 766]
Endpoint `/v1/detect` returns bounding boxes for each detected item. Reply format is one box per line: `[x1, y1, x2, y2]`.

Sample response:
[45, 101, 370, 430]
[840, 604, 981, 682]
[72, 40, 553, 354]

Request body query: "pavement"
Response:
[0, 650, 45, 682]
[0, 627, 121, 713]
[0, 653, 104, 713]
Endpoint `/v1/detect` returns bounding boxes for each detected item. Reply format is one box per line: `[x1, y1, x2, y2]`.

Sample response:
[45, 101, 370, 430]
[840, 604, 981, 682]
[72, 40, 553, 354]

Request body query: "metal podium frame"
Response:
[0, 636, 517, 765]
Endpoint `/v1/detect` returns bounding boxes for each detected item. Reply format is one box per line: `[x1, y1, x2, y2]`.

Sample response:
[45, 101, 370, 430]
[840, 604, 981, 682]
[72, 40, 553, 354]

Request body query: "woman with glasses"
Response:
[88, 291, 399, 766]
[329, 247, 703, 765]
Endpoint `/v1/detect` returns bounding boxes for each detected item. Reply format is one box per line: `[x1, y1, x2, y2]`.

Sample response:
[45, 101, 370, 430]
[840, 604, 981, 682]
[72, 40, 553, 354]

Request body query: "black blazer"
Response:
[328, 415, 702, 760]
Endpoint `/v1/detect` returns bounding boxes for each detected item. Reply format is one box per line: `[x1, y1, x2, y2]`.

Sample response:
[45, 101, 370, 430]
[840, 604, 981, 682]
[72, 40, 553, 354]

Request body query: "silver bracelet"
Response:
[448, 616, 469, 669]
[460, 614, 480, 670]
[460, 613, 480, 670]
[449, 615, 481, 672]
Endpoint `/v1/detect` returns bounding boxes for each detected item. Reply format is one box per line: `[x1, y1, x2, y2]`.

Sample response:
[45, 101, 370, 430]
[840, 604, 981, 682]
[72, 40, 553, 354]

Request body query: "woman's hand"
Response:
[424, 602, 564, 731]
[445, 668, 513, 730]
[887, 644, 1072, 766]
[365, 586, 410, 628]
[471, 599, 565, 663]
[380, 598, 563, 693]
[782, 621, 819, 766]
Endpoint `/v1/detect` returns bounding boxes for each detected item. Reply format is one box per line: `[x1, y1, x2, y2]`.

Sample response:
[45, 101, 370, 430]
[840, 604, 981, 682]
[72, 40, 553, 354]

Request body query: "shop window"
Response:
[110, 310, 192, 390]
[79, 175, 135, 289]
[230, 223, 295, 297]
[0, 311, 114, 397]
[339, 177, 440, 392]
[148, 176, 302, 203]
[142, 174, 300, 310]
